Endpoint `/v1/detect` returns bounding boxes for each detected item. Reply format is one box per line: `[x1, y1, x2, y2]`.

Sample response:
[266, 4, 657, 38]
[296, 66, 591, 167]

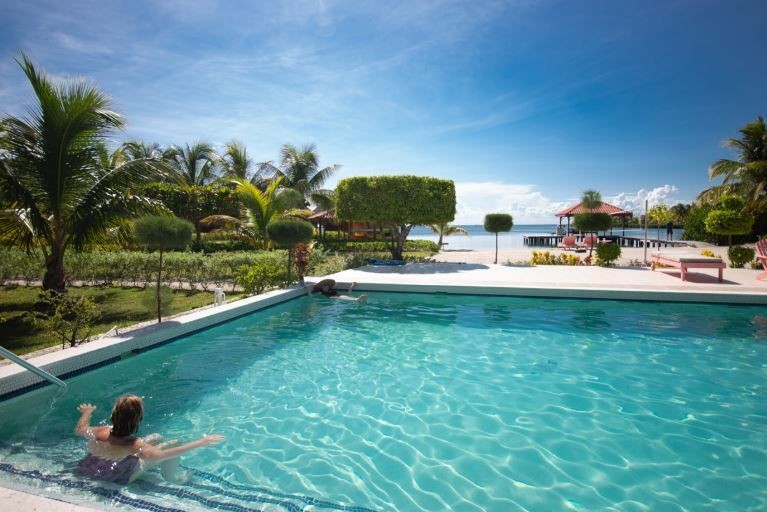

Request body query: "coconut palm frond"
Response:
[222, 140, 252, 180]
[167, 141, 218, 185]
[581, 189, 602, 209]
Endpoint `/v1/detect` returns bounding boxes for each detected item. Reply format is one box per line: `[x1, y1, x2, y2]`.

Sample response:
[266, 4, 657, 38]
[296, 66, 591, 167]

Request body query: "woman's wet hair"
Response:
[110, 395, 144, 438]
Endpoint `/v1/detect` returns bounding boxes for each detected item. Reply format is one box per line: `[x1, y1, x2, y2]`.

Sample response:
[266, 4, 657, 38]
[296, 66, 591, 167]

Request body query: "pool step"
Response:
[0, 459, 380, 512]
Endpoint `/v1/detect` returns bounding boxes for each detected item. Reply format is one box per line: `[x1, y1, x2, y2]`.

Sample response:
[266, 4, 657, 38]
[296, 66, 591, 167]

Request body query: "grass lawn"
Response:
[0, 286, 244, 356]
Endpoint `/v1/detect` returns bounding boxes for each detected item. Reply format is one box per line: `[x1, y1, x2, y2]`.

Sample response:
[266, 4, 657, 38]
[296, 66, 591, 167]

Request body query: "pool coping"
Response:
[0, 286, 306, 402]
[342, 281, 767, 304]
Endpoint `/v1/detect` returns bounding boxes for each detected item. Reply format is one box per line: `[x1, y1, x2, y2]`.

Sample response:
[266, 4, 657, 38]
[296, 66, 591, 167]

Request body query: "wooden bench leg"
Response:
[680, 265, 686, 281]
[718, 267, 723, 282]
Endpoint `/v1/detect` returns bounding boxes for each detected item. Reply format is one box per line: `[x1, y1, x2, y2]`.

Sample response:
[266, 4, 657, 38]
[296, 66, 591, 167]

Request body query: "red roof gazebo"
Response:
[555, 202, 632, 235]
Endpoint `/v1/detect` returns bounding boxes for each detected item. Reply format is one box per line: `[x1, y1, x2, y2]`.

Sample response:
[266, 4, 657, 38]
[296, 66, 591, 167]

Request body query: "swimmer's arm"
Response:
[137, 435, 224, 462]
[75, 403, 97, 436]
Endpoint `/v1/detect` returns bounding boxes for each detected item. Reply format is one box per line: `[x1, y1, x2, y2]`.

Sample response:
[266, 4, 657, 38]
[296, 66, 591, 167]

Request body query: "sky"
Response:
[1, 0, 765, 223]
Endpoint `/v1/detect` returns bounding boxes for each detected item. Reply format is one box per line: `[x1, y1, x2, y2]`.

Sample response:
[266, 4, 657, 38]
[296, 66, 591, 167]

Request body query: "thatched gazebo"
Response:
[555, 201, 632, 235]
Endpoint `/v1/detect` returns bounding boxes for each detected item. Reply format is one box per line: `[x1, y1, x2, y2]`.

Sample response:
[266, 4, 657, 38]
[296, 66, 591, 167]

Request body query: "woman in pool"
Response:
[307, 279, 367, 302]
[74, 394, 223, 484]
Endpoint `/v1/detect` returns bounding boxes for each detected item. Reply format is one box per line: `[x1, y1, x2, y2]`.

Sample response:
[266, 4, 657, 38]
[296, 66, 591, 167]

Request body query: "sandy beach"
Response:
[433, 243, 732, 266]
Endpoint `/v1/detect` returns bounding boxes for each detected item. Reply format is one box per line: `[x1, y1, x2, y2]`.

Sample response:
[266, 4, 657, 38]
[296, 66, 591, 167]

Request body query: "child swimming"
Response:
[74, 394, 223, 484]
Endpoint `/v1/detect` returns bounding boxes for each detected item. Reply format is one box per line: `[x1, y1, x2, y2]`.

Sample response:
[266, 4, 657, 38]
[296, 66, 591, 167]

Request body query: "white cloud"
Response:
[454, 182, 569, 224]
[607, 185, 687, 214]
[51, 32, 113, 56]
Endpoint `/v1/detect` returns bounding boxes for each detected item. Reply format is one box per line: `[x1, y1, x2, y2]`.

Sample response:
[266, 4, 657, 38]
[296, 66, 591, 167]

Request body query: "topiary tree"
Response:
[134, 215, 193, 322]
[266, 219, 314, 285]
[573, 213, 612, 259]
[704, 194, 755, 247]
[483, 213, 513, 264]
[336, 175, 456, 260]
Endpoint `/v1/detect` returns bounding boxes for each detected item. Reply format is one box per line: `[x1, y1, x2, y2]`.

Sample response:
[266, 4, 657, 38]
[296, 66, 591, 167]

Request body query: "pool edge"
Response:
[0, 287, 306, 402]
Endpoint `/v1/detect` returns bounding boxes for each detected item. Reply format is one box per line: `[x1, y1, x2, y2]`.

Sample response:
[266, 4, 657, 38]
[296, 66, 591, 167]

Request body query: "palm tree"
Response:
[166, 141, 218, 185]
[0, 54, 168, 292]
[429, 222, 469, 247]
[234, 177, 303, 248]
[259, 143, 339, 206]
[581, 189, 602, 209]
[220, 140, 252, 181]
[700, 116, 767, 208]
[120, 140, 173, 161]
[573, 189, 611, 259]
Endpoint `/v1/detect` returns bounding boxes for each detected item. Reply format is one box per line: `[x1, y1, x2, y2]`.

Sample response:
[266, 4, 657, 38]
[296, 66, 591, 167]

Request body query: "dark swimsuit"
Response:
[320, 290, 338, 297]
[75, 453, 140, 484]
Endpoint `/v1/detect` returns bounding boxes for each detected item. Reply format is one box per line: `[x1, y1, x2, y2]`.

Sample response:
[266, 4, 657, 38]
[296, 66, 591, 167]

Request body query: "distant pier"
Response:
[523, 234, 690, 248]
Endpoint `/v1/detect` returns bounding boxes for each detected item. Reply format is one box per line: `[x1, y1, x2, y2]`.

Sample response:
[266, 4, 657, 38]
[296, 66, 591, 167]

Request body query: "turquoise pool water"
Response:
[1, 293, 766, 511]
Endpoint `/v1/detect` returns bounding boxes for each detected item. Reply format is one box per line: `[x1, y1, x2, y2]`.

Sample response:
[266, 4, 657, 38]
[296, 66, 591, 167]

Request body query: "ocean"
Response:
[409, 224, 686, 250]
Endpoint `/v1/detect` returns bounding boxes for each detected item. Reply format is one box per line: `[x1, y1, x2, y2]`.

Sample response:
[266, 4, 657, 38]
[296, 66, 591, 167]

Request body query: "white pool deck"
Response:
[320, 262, 767, 303]
[1, 262, 766, 510]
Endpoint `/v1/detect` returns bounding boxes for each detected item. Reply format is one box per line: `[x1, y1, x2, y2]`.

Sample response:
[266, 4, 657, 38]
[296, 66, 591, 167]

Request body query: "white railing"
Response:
[0, 346, 67, 388]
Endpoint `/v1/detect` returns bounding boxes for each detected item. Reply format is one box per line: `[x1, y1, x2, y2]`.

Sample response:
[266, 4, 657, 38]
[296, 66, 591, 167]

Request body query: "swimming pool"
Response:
[1, 292, 766, 511]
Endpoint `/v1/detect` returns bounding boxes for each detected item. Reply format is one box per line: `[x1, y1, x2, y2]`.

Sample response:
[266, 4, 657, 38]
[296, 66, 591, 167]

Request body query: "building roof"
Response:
[307, 209, 335, 221]
[555, 202, 631, 217]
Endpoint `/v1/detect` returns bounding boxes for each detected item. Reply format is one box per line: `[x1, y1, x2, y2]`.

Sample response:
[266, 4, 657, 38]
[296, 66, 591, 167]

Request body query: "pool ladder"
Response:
[0, 346, 67, 389]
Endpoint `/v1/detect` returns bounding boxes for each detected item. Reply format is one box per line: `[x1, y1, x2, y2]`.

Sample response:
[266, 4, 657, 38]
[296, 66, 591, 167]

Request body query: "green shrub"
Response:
[682, 203, 718, 243]
[558, 253, 582, 266]
[595, 243, 621, 266]
[235, 262, 287, 295]
[728, 246, 755, 268]
[704, 194, 755, 246]
[35, 290, 100, 348]
[530, 251, 582, 266]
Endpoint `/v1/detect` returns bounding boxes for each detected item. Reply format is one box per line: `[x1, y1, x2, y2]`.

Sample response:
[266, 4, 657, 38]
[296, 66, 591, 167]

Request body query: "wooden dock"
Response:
[523, 234, 690, 249]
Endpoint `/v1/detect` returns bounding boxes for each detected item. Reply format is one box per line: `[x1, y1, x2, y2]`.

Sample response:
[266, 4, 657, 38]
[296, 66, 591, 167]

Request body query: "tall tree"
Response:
[221, 140, 252, 181]
[260, 143, 339, 206]
[166, 141, 218, 185]
[0, 55, 168, 292]
[429, 222, 469, 247]
[234, 177, 303, 249]
[573, 189, 612, 259]
[701, 116, 767, 208]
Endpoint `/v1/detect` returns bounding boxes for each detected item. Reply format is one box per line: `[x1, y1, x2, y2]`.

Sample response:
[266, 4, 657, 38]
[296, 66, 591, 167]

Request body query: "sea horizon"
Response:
[409, 224, 685, 249]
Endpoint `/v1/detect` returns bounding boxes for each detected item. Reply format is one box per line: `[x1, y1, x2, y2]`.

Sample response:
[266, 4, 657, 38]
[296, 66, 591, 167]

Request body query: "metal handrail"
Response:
[0, 346, 67, 388]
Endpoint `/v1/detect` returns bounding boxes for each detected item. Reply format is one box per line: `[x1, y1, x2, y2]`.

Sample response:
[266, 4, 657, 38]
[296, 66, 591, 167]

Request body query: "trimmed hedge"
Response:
[315, 239, 439, 253]
[0, 250, 285, 291]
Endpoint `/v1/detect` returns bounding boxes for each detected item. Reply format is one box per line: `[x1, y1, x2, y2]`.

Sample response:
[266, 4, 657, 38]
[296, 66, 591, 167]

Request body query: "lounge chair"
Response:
[557, 235, 579, 251]
[651, 252, 725, 282]
[578, 235, 598, 249]
[756, 240, 767, 281]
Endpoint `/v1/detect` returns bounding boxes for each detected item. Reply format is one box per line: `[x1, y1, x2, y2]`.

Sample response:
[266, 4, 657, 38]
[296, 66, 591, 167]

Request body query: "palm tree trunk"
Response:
[438, 232, 444, 247]
[494, 233, 498, 264]
[42, 241, 67, 293]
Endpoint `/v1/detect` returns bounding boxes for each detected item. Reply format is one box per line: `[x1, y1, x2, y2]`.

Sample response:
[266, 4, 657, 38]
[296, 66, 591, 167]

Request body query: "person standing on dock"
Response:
[666, 221, 674, 241]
